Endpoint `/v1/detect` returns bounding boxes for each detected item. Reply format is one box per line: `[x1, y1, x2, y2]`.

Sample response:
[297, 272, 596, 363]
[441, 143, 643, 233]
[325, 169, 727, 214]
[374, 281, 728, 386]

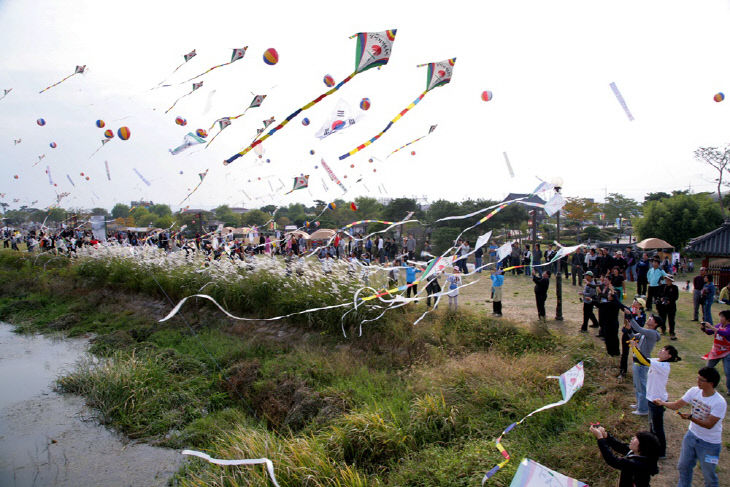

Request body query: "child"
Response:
[445, 266, 462, 311]
[589, 425, 660, 487]
[646, 345, 681, 458]
[619, 297, 646, 380]
[490, 269, 504, 317]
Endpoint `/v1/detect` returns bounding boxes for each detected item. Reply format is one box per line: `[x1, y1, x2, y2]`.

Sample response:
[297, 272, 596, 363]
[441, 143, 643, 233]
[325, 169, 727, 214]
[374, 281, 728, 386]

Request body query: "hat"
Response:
[634, 297, 646, 308]
[585, 271, 594, 276]
[616, 250, 623, 255]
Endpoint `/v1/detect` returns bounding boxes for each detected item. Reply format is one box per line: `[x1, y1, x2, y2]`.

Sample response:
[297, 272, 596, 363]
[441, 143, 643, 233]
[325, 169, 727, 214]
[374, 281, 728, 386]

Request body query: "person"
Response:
[610, 266, 625, 303]
[589, 425, 660, 487]
[598, 281, 621, 356]
[490, 269, 504, 317]
[645, 257, 668, 311]
[579, 271, 599, 332]
[701, 274, 716, 325]
[655, 367, 727, 487]
[425, 265, 441, 308]
[445, 266, 462, 311]
[618, 298, 646, 380]
[532, 269, 551, 322]
[700, 309, 730, 395]
[718, 282, 730, 304]
[656, 275, 679, 339]
[636, 253, 650, 297]
[474, 245, 483, 273]
[387, 259, 401, 290]
[571, 246, 584, 286]
[522, 244, 532, 278]
[626, 246, 637, 282]
[646, 345, 682, 458]
[510, 242, 521, 275]
[403, 261, 422, 298]
[406, 234, 417, 261]
[692, 267, 708, 321]
[624, 310, 662, 416]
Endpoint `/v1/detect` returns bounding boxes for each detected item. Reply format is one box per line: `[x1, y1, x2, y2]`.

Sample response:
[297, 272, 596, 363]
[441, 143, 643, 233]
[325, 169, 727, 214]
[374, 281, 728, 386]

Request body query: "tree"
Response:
[46, 207, 68, 223]
[381, 197, 420, 222]
[602, 193, 640, 222]
[213, 205, 239, 226]
[149, 204, 172, 218]
[695, 145, 730, 218]
[111, 203, 130, 219]
[241, 209, 269, 226]
[563, 197, 599, 230]
[643, 192, 671, 204]
[634, 193, 723, 248]
[90, 207, 109, 217]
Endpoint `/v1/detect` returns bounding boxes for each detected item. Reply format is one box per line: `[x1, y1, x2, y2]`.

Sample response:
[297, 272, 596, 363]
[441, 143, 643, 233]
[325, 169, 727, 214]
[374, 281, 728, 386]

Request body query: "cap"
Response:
[634, 297, 646, 308]
[585, 271, 594, 276]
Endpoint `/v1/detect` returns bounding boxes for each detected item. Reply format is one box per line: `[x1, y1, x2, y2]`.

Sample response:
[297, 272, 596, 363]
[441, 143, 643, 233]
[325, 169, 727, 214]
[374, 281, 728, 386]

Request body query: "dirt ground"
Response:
[457, 267, 729, 486]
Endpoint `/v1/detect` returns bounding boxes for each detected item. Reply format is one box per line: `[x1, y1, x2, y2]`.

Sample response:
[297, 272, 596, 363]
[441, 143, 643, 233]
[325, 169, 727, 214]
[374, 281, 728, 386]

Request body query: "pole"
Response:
[555, 187, 563, 321]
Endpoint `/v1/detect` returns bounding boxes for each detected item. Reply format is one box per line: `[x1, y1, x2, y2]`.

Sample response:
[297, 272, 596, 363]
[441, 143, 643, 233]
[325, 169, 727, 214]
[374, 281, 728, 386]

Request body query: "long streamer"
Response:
[165, 82, 203, 114]
[39, 65, 85, 94]
[179, 47, 247, 84]
[133, 168, 151, 186]
[152, 49, 197, 89]
[386, 124, 437, 158]
[182, 450, 280, 487]
[609, 81, 634, 121]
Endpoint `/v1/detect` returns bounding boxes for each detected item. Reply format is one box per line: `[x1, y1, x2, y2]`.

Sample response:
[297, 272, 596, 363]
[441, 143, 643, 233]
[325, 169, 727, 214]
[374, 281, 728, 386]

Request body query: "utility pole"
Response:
[554, 181, 564, 321]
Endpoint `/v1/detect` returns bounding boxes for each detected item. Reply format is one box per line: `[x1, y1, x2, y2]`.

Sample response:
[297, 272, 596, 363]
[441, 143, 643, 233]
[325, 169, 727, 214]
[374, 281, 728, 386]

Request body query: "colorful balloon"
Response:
[359, 98, 371, 110]
[80, 172, 85, 176]
[175, 116, 187, 126]
[714, 92, 725, 102]
[481, 90, 493, 102]
[327, 202, 336, 210]
[302, 118, 310, 126]
[263, 48, 279, 65]
[350, 202, 358, 211]
[117, 127, 131, 140]
[350, 164, 354, 168]
[49, 142, 57, 148]
[368, 158, 373, 163]
[310, 149, 315, 155]
[323, 74, 335, 87]
[85, 176, 90, 181]
[13, 175, 18, 179]
[36, 118, 46, 126]
[96, 120, 105, 128]
[104, 129, 114, 139]
[411, 151, 416, 155]
[266, 158, 271, 163]
[196, 128, 208, 138]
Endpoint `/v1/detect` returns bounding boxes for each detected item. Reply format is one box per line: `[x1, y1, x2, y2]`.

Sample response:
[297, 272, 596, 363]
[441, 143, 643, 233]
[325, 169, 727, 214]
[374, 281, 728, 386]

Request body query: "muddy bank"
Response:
[0, 324, 183, 486]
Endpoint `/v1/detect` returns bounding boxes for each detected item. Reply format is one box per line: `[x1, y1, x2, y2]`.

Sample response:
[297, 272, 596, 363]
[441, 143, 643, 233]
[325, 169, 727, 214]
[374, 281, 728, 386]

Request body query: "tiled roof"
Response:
[686, 221, 730, 256]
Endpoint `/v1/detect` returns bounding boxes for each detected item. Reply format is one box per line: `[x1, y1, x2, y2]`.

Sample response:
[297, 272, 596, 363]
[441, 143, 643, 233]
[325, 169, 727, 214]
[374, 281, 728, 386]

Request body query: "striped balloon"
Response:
[302, 117, 310, 126]
[327, 202, 336, 210]
[714, 92, 724, 102]
[104, 129, 114, 139]
[49, 142, 57, 148]
[360, 97, 371, 110]
[117, 126, 131, 140]
[481, 90, 493, 102]
[196, 128, 208, 137]
[96, 119, 105, 128]
[263, 48, 279, 65]
[323, 74, 335, 87]
[36, 118, 46, 126]
[175, 116, 187, 126]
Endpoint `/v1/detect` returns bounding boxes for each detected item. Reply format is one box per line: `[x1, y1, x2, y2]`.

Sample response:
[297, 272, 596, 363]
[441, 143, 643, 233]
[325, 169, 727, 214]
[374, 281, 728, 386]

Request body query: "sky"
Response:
[2, 0, 730, 212]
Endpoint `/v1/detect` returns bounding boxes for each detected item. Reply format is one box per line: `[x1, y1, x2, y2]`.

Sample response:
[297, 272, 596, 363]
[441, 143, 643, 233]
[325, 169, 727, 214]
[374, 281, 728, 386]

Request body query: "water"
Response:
[0, 323, 184, 486]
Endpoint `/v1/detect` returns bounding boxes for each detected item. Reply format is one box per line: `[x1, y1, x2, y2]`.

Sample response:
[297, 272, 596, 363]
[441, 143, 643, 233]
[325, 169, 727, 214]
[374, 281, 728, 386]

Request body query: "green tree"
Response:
[695, 145, 730, 218]
[352, 197, 383, 220]
[634, 193, 723, 248]
[382, 198, 420, 222]
[111, 204, 130, 219]
[47, 207, 68, 223]
[241, 209, 269, 226]
[213, 205, 239, 226]
[643, 192, 671, 204]
[130, 207, 155, 227]
[563, 197, 599, 230]
[602, 193, 640, 222]
[149, 204, 172, 218]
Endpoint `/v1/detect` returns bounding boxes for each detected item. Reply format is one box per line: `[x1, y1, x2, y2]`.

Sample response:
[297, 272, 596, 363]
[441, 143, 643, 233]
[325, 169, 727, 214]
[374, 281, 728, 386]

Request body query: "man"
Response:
[571, 246, 585, 286]
[406, 234, 416, 261]
[510, 242, 521, 275]
[474, 245, 484, 273]
[523, 244, 532, 278]
[645, 257, 668, 311]
[655, 367, 726, 487]
[544, 244, 557, 274]
[624, 309, 662, 416]
[579, 271, 599, 332]
[585, 247, 597, 275]
[636, 253, 650, 297]
[656, 275, 679, 339]
[533, 269, 551, 322]
[693, 267, 708, 321]
[625, 246, 637, 282]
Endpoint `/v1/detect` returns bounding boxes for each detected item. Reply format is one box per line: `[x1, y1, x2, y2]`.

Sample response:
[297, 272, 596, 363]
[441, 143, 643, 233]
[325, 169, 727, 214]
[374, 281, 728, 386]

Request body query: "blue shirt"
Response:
[490, 274, 504, 288]
[403, 265, 421, 283]
[647, 267, 667, 287]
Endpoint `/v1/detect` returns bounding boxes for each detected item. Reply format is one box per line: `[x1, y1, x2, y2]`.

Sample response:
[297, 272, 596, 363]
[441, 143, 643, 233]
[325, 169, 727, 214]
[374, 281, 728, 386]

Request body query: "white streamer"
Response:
[182, 450, 280, 487]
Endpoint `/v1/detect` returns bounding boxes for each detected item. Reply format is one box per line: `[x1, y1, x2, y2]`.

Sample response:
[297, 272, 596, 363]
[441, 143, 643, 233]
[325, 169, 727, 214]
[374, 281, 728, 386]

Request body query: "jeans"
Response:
[627, 263, 637, 281]
[632, 363, 649, 414]
[702, 300, 713, 325]
[677, 430, 722, 487]
[475, 256, 483, 273]
[648, 401, 666, 457]
[706, 356, 730, 393]
[693, 289, 702, 320]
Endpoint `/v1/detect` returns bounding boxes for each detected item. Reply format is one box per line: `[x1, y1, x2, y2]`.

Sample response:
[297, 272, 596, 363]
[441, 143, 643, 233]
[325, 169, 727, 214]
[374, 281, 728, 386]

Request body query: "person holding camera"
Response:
[618, 297, 646, 380]
[532, 268, 551, 322]
[589, 425, 660, 487]
[624, 310, 662, 416]
[646, 345, 682, 458]
[656, 275, 679, 339]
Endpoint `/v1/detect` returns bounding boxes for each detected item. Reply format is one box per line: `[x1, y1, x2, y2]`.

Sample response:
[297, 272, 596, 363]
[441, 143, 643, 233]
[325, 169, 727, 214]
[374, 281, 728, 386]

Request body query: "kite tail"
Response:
[165, 91, 192, 114]
[88, 143, 107, 159]
[179, 179, 206, 206]
[224, 72, 357, 165]
[180, 61, 232, 84]
[386, 134, 428, 158]
[151, 61, 186, 90]
[205, 128, 227, 148]
[339, 90, 428, 160]
[39, 72, 77, 94]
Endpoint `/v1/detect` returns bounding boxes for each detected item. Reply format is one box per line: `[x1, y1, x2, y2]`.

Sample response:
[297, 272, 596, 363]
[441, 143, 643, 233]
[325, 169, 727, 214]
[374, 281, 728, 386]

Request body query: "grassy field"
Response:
[0, 250, 727, 486]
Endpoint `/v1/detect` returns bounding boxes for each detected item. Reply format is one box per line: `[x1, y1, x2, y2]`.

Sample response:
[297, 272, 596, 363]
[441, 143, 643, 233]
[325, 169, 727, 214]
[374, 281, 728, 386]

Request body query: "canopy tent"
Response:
[285, 229, 310, 239]
[636, 238, 674, 250]
[308, 228, 336, 240]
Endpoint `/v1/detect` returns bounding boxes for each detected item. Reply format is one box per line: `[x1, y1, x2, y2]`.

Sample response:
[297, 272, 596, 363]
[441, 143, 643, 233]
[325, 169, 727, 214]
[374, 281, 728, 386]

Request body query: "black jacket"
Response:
[533, 275, 550, 297]
[597, 435, 658, 487]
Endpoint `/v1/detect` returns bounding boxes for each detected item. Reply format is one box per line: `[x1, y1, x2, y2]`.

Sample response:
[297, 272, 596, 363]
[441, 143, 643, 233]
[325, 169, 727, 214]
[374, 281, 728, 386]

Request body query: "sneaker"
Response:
[580, 329, 587, 333]
[632, 410, 648, 416]
[630, 404, 637, 409]
[670, 334, 677, 341]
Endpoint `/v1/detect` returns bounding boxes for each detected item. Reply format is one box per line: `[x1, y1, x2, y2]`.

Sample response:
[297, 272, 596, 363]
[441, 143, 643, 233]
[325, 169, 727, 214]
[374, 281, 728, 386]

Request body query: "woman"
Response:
[610, 266, 625, 303]
[445, 266, 462, 311]
[532, 269, 550, 322]
[589, 425, 660, 487]
[700, 309, 730, 395]
[701, 274, 716, 325]
[647, 345, 682, 458]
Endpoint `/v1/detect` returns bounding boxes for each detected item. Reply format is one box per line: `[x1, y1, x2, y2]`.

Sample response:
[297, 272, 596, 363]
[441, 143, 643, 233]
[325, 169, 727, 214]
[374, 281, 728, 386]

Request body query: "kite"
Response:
[263, 48, 279, 65]
[320, 159, 347, 193]
[339, 58, 456, 160]
[386, 124, 437, 158]
[503, 152, 515, 177]
[609, 81, 634, 121]
[39, 65, 86, 93]
[66, 174, 75, 187]
[323, 74, 335, 87]
[482, 362, 584, 483]
[179, 169, 209, 205]
[104, 160, 111, 180]
[224, 30, 397, 165]
[196, 128, 208, 138]
[37, 118, 46, 126]
[170, 132, 207, 155]
[314, 99, 361, 139]
[206, 94, 266, 147]
[104, 129, 114, 139]
[117, 126, 131, 140]
[96, 119, 105, 128]
[360, 97, 371, 110]
[175, 116, 187, 126]
[49, 142, 57, 148]
[285, 175, 309, 194]
[509, 458, 587, 487]
[153, 49, 197, 88]
[0, 88, 12, 100]
[166, 81, 204, 114]
[180, 47, 247, 84]
[714, 92, 724, 102]
[133, 168, 151, 186]
[481, 90, 493, 101]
